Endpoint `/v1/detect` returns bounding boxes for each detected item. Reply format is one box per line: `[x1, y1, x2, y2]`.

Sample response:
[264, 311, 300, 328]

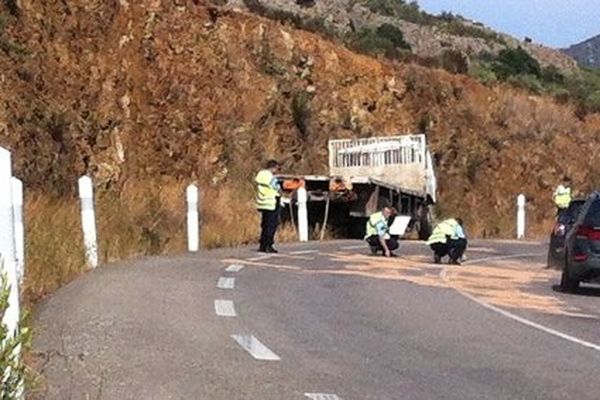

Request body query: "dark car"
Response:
[547, 199, 585, 269]
[560, 192, 600, 292]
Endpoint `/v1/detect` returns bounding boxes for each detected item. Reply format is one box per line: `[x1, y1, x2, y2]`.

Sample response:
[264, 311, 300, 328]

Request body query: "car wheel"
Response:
[560, 262, 579, 293]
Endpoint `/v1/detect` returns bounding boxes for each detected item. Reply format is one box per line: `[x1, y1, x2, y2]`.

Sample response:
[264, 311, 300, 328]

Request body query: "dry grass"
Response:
[23, 180, 304, 302]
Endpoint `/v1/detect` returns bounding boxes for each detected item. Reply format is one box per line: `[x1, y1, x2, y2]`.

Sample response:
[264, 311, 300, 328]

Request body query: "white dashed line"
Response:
[305, 394, 343, 400]
[464, 252, 545, 265]
[340, 245, 366, 250]
[226, 264, 245, 273]
[441, 253, 600, 352]
[290, 250, 319, 255]
[231, 334, 280, 361]
[214, 300, 237, 317]
[247, 255, 273, 261]
[217, 277, 235, 289]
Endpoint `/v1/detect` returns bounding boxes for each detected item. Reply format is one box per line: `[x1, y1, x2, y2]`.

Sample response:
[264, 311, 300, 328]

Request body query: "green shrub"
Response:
[506, 74, 545, 95]
[0, 274, 30, 399]
[375, 23, 411, 50]
[348, 25, 412, 59]
[492, 47, 541, 79]
[469, 62, 498, 85]
[362, 0, 432, 24]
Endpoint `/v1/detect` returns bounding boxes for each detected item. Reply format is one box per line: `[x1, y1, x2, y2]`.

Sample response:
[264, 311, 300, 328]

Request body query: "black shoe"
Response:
[434, 254, 441, 264]
[369, 245, 379, 256]
[449, 258, 461, 265]
[266, 247, 279, 254]
[389, 252, 398, 258]
[258, 246, 267, 253]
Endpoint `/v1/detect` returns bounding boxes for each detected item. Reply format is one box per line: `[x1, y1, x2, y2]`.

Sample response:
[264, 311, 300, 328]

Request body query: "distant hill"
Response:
[563, 34, 600, 68]
[221, 0, 578, 73]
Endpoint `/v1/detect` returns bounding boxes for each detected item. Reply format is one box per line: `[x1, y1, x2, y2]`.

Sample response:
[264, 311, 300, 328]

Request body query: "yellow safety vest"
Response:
[365, 211, 387, 238]
[427, 219, 459, 245]
[255, 169, 279, 211]
[554, 187, 572, 209]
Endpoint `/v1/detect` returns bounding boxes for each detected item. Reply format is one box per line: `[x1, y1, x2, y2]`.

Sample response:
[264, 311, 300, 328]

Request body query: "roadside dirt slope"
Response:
[0, 0, 599, 237]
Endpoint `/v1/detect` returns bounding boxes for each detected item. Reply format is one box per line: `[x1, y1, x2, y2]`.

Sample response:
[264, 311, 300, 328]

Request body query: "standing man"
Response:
[365, 206, 399, 257]
[256, 160, 282, 253]
[553, 182, 572, 214]
[427, 218, 467, 265]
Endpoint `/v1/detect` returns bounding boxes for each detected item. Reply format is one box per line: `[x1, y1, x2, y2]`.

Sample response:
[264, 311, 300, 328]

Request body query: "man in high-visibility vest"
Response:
[365, 206, 399, 257]
[426, 218, 467, 265]
[255, 160, 282, 253]
[553, 184, 572, 213]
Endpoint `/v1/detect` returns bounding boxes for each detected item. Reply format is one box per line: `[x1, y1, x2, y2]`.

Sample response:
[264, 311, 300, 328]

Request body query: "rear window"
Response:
[558, 201, 585, 224]
[583, 200, 600, 227]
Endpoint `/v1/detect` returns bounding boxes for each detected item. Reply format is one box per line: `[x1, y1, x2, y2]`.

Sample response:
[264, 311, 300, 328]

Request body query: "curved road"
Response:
[31, 240, 600, 399]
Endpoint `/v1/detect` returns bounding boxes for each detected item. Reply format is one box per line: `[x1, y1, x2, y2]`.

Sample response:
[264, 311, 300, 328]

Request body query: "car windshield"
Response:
[558, 201, 585, 224]
[583, 199, 600, 227]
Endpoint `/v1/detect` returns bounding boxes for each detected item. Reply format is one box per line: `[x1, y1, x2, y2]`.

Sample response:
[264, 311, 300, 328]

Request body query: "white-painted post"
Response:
[517, 194, 526, 239]
[11, 177, 24, 285]
[78, 176, 98, 268]
[0, 147, 20, 344]
[297, 187, 309, 242]
[186, 184, 199, 252]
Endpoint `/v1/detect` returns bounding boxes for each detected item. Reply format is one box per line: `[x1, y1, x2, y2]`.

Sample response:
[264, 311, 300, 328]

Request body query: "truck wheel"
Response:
[560, 265, 579, 293]
[417, 207, 432, 241]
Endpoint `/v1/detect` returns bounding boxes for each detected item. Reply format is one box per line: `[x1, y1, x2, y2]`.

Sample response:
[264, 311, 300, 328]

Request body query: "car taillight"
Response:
[576, 226, 600, 240]
[553, 223, 566, 236]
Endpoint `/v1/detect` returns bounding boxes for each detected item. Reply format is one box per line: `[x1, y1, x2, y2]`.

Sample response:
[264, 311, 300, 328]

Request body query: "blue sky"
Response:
[417, 0, 600, 48]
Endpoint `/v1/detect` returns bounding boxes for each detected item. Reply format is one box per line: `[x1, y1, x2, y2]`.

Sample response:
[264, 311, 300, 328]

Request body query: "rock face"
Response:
[0, 0, 598, 237]
[563, 34, 600, 68]
[221, 0, 578, 72]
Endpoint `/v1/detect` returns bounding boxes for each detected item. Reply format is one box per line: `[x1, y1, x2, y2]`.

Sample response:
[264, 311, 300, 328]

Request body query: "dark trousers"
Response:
[366, 235, 399, 254]
[259, 206, 280, 250]
[431, 238, 467, 262]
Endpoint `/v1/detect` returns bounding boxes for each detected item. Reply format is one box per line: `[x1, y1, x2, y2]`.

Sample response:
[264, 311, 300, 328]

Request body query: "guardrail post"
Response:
[297, 187, 308, 242]
[78, 176, 98, 268]
[517, 194, 526, 239]
[11, 177, 24, 285]
[0, 147, 20, 345]
[186, 184, 199, 252]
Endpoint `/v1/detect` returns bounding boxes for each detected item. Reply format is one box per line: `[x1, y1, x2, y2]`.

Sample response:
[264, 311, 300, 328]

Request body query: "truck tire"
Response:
[417, 206, 432, 241]
[560, 258, 579, 293]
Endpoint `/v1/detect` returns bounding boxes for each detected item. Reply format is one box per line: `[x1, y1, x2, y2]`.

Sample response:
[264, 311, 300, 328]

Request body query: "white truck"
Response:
[283, 134, 437, 240]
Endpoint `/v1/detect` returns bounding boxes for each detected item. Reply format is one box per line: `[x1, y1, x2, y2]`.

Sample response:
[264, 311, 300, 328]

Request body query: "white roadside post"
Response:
[186, 184, 199, 252]
[297, 187, 309, 242]
[11, 177, 24, 285]
[78, 176, 98, 268]
[517, 194, 526, 239]
[0, 147, 20, 349]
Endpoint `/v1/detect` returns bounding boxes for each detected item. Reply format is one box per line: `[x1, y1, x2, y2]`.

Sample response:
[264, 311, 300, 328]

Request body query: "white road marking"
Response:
[247, 255, 273, 261]
[464, 252, 546, 265]
[217, 277, 235, 289]
[225, 264, 245, 273]
[441, 252, 600, 352]
[214, 300, 236, 317]
[305, 394, 343, 400]
[290, 250, 319, 255]
[231, 334, 280, 361]
[340, 245, 366, 250]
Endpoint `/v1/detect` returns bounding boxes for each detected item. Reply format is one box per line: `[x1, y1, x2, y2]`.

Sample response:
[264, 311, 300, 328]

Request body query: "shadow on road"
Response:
[552, 284, 600, 297]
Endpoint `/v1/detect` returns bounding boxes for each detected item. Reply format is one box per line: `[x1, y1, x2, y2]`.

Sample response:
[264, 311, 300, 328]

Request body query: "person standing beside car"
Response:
[553, 182, 572, 214]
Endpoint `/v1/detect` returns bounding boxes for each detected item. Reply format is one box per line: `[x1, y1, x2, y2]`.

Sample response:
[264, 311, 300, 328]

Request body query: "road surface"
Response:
[31, 240, 600, 399]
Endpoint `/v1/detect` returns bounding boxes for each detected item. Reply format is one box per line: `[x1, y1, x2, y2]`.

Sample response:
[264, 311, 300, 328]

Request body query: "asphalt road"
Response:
[31, 240, 600, 399]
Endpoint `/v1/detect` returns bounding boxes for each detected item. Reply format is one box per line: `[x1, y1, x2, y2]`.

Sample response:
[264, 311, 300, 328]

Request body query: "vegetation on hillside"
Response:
[0, 274, 30, 398]
[362, 0, 504, 43]
[469, 47, 600, 115]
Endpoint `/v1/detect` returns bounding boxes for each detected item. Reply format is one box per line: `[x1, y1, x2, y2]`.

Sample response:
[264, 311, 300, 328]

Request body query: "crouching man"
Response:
[365, 206, 399, 257]
[427, 218, 467, 265]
